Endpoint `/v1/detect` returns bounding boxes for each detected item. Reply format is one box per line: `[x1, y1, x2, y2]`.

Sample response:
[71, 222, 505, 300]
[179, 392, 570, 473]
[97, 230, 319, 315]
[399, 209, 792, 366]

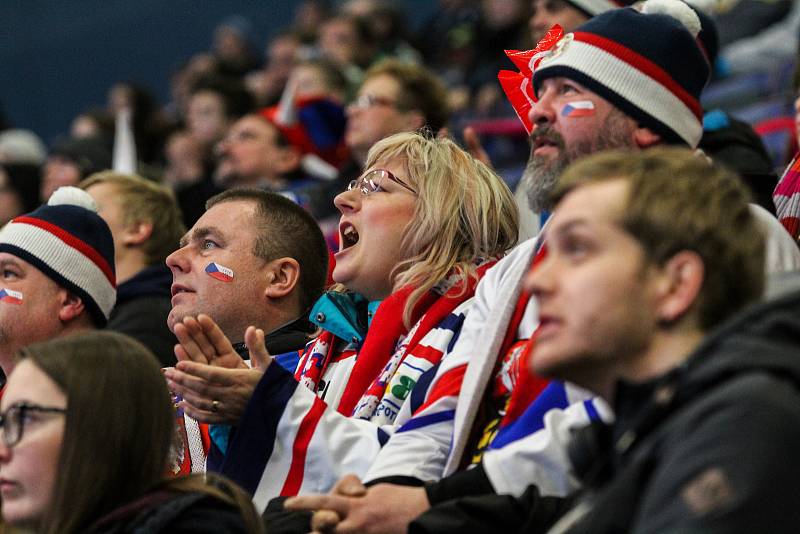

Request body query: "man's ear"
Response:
[121, 221, 153, 247]
[654, 250, 705, 324]
[263, 257, 301, 299]
[633, 126, 662, 149]
[275, 146, 303, 176]
[57, 289, 86, 323]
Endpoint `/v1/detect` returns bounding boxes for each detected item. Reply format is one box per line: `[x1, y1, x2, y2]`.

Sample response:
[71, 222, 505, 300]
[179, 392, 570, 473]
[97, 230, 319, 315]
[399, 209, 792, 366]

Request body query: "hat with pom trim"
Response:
[0, 186, 116, 325]
[532, 0, 709, 147]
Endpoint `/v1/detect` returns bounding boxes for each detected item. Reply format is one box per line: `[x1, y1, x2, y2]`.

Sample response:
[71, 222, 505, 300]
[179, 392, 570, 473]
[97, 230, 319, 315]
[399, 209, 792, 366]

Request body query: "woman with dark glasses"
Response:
[0, 331, 263, 533]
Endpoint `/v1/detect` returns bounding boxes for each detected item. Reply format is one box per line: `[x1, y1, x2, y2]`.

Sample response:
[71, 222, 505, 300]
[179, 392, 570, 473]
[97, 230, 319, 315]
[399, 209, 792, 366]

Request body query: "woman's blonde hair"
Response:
[364, 131, 519, 325]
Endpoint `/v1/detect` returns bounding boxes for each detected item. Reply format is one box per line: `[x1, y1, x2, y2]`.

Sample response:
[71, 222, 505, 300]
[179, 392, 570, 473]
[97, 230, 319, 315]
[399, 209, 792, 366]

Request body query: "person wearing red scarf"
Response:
[165, 131, 519, 509]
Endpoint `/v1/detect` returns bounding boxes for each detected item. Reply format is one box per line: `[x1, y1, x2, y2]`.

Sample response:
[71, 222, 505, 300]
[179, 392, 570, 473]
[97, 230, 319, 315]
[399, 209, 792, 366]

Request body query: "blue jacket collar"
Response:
[309, 291, 381, 346]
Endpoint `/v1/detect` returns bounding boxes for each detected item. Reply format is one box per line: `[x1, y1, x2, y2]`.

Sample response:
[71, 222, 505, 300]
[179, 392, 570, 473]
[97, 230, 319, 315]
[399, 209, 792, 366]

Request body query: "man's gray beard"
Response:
[523, 153, 568, 213]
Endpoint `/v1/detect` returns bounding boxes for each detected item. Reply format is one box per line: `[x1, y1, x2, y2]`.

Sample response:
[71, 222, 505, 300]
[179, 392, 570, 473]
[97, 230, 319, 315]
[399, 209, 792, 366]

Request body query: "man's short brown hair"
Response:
[79, 172, 185, 266]
[364, 59, 450, 134]
[552, 147, 765, 330]
[207, 189, 328, 312]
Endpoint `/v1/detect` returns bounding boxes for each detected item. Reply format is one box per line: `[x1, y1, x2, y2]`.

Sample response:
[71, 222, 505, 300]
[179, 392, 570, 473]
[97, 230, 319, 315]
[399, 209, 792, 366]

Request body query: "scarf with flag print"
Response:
[214, 261, 497, 507]
[295, 261, 497, 420]
[348, 264, 495, 424]
[363, 238, 554, 484]
[774, 153, 800, 243]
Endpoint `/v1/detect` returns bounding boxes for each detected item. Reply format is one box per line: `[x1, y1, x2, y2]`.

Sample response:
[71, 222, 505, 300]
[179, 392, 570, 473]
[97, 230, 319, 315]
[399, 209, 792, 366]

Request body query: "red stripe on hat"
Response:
[280, 396, 326, 496]
[573, 31, 703, 120]
[13, 216, 115, 287]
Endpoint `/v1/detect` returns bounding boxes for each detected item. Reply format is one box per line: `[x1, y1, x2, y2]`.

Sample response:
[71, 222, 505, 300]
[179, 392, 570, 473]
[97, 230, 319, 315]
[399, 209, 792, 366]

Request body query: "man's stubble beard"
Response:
[523, 110, 638, 213]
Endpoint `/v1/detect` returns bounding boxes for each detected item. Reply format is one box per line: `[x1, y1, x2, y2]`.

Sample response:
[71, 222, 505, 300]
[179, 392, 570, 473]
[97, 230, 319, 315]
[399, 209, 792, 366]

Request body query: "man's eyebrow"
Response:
[549, 218, 590, 239]
[0, 257, 20, 268]
[179, 226, 225, 248]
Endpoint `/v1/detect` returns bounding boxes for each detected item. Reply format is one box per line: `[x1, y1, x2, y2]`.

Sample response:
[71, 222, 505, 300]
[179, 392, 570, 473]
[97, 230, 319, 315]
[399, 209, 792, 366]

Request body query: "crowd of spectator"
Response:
[1, 0, 800, 532]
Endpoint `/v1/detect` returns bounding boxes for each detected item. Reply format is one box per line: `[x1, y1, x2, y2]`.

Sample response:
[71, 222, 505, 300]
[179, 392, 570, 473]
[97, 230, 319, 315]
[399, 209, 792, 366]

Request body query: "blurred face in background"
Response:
[214, 115, 297, 187]
[187, 91, 230, 146]
[482, 0, 527, 29]
[529, 0, 588, 43]
[292, 64, 345, 103]
[0, 167, 24, 226]
[41, 157, 81, 202]
[346, 75, 421, 164]
[318, 17, 359, 67]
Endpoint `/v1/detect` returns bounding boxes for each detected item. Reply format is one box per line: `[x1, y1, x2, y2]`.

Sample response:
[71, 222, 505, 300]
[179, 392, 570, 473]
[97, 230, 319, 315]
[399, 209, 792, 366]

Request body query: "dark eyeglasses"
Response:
[0, 401, 66, 447]
[349, 94, 399, 110]
[347, 169, 417, 196]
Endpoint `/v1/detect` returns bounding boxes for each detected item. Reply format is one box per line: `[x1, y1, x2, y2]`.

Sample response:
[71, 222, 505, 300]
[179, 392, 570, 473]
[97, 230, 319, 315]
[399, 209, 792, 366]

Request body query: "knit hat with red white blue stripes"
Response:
[532, 0, 708, 147]
[0, 186, 116, 325]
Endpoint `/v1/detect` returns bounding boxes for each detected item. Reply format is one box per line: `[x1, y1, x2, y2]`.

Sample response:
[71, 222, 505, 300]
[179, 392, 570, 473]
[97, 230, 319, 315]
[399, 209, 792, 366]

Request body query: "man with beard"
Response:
[515, 0, 635, 241]
[281, 2, 800, 533]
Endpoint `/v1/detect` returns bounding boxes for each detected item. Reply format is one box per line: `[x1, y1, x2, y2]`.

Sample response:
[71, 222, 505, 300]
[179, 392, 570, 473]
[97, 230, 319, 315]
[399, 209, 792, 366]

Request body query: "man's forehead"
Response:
[551, 179, 628, 230]
[189, 200, 257, 236]
[361, 74, 400, 97]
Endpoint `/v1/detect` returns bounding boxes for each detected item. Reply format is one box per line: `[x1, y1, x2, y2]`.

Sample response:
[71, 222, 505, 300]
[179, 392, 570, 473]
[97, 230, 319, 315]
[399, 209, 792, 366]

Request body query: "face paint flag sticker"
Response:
[561, 101, 595, 117]
[205, 262, 234, 282]
[0, 288, 23, 305]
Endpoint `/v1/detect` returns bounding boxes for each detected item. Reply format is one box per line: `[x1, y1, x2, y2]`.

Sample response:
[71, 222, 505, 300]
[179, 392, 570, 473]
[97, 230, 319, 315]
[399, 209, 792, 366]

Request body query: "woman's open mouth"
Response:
[340, 222, 360, 250]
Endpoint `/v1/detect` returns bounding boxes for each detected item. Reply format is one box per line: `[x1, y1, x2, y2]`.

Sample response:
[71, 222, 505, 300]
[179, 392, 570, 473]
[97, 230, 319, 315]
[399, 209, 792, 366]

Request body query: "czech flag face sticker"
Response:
[561, 100, 595, 118]
[205, 262, 234, 282]
[0, 288, 23, 305]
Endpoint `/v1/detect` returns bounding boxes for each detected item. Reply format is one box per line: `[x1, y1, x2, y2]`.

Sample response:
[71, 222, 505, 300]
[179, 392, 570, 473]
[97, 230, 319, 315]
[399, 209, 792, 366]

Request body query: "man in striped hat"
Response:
[514, 0, 634, 242]
[521, 0, 709, 216]
[0, 186, 116, 382]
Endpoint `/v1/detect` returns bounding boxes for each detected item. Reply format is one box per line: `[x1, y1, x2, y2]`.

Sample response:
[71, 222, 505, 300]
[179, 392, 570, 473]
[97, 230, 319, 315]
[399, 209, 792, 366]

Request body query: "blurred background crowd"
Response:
[1, 0, 799, 231]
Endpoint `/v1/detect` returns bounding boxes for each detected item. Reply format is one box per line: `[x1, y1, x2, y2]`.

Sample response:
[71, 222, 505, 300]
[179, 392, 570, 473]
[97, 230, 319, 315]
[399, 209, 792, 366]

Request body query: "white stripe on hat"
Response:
[538, 38, 702, 147]
[0, 221, 116, 318]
